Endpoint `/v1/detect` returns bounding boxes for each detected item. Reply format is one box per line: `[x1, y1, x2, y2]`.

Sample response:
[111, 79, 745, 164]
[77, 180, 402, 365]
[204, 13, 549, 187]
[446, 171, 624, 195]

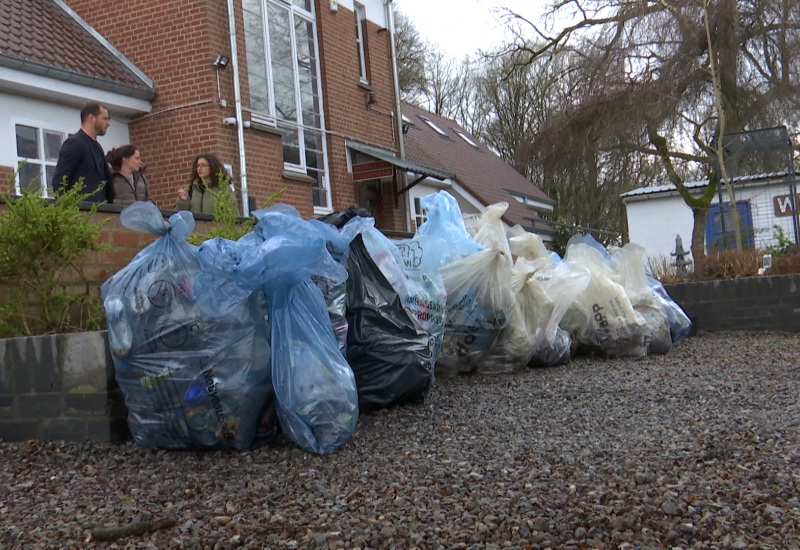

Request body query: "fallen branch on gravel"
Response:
[86, 515, 178, 542]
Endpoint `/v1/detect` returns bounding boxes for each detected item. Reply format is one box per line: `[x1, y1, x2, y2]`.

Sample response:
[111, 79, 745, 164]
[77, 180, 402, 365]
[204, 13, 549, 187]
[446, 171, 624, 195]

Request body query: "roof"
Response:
[621, 171, 794, 199]
[0, 0, 154, 99]
[401, 102, 554, 228]
[346, 141, 455, 181]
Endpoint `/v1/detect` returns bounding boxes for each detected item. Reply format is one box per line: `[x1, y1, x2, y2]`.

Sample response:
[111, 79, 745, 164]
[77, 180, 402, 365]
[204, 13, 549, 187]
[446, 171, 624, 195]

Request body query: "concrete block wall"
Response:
[664, 273, 800, 332]
[0, 331, 127, 442]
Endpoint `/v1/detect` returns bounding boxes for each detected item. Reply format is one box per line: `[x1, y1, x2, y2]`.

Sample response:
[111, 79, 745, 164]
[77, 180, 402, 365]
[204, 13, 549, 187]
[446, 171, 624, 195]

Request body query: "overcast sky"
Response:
[393, 0, 552, 60]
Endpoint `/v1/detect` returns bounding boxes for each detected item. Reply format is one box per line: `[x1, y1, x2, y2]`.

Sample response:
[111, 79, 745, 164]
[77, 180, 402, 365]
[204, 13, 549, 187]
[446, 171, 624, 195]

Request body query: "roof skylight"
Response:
[453, 129, 479, 147]
[419, 115, 448, 136]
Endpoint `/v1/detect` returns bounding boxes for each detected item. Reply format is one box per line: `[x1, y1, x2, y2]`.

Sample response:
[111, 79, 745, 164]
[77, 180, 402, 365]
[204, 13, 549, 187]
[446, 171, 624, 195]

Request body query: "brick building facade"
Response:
[60, 0, 407, 229]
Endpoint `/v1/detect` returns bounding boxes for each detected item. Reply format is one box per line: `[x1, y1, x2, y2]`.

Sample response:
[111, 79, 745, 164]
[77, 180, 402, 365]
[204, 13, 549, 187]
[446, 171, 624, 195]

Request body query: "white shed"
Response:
[622, 173, 800, 265]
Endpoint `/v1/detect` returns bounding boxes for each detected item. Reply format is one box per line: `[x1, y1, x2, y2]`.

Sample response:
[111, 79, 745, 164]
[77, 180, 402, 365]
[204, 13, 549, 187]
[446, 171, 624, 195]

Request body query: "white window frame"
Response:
[13, 121, 69, 198]
[242, 0, 332, 213]
[354, 2, 368, 84]
[413, 195, 428, 229]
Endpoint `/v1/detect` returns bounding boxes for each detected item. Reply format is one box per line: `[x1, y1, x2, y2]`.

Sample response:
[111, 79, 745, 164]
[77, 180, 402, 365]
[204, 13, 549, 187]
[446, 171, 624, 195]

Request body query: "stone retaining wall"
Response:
[664, 273, 800, 332]
[0, 331, 127, 442]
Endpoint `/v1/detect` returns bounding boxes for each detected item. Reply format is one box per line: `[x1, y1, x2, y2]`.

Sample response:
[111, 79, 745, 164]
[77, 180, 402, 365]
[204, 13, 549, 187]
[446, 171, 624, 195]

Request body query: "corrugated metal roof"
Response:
[346, 141, 455, 181]
[621, 171, 793, 198]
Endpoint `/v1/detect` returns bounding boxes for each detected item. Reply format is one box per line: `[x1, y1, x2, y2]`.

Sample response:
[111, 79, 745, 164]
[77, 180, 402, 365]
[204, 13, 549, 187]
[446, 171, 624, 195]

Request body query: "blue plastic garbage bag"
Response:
[308, 216, 374, 354]
[417, 191, 483, 263]
[195, 237, 278, 443]
[101, 202, 272, 450]
[648, 275, 693, 343]
[241, 209, 359, 454]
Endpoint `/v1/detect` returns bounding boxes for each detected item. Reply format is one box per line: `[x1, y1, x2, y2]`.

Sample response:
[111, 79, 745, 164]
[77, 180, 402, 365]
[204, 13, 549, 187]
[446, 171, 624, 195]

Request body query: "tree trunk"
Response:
[691, 205, 709, 276]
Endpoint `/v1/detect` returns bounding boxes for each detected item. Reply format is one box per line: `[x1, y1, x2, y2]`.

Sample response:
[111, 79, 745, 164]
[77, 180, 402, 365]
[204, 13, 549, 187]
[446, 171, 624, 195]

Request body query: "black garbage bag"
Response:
[319, 205, 371, 229]
[345, 234, 434, 412]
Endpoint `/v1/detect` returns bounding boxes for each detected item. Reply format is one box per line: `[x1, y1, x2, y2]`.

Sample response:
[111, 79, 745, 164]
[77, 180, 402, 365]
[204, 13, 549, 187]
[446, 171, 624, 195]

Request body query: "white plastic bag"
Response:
[437, 202, 515, 375]
[562, 235, 644, 350]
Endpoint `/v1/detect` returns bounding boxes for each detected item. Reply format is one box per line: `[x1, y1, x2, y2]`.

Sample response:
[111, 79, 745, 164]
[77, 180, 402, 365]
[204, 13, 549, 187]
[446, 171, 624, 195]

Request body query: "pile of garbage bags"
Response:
[102, 192, 692, 453]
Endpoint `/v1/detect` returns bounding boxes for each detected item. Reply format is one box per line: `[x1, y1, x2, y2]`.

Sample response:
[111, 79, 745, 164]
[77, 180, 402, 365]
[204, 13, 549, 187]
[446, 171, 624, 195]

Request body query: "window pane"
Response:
[281, 125, 301, 165]
[292, 0, 312, 12]
[45, 165, 57, 194]
[313, 189, 327, 208]
[248, 74, 270, 112]
[44, 131, 64, 161]
[243, 1, 270, 113]
[18, 162, 42, 193]
[16, 125, 39, 159]
[242, 0, 261, 14]
[274, 82, 297, 120]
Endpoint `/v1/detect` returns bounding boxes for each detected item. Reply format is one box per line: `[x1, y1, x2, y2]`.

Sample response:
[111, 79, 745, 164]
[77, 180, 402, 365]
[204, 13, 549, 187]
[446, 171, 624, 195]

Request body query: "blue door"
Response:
[705, 201, 754, 250]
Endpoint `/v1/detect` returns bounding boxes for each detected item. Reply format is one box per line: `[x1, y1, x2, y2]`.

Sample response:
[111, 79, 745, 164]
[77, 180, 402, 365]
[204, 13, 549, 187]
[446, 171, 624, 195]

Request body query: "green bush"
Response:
[766, 224, 795, 256]
[0, 176, 107, 336]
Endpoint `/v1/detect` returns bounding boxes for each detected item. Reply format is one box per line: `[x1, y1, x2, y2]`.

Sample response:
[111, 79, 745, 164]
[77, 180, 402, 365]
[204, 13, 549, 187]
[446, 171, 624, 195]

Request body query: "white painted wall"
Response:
[333, 0, 389, 27]
[625, 192, 695, 265]
[0, 92, 130, 168]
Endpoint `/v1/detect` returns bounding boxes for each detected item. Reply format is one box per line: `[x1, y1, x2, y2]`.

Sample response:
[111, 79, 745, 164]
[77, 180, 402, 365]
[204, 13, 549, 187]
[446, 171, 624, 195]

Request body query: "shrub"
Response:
[0, 177, 107, 337]
[767, 250, 800, 275]
[766, 224, 795, 257]
[647, 255, 686, 284]
[702, 247, 762, 279]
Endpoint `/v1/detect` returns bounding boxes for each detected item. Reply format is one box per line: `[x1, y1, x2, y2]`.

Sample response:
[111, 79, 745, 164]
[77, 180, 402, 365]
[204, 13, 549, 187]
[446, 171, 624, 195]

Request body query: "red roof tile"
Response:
[0, 0, 150, 91]
[402, 102, 553, 228]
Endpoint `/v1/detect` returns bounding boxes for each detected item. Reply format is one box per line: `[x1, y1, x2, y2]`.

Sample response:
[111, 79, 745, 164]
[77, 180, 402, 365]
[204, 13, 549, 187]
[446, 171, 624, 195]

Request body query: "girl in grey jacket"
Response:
[106, 145, 152, 206]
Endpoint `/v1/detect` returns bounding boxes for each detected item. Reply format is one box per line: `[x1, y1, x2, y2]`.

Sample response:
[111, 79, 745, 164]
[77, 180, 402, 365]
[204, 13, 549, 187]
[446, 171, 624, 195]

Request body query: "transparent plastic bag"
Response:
[480, 261, 545, 374]
[362, 227, 448, 366]
[562, 234, 644, 350]
[417, 190, 483, 263]
[246, 209, 359, 454]
[526, 256, 590, 366]
[609, 243, 672, 355]
[101, 202, 272, 450]
[436, 203, 514, 375]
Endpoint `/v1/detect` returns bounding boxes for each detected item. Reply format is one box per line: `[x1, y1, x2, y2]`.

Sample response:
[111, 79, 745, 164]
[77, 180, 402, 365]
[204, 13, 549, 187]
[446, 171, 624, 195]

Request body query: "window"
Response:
[413, 196, 427, 229]
[15, 124, 66, 197]
[453, 129, 478, 147]
[354, 2, 368, 83]
[243, 0, 331, 211]
[418, 115, 448, 137]
[705, 202, 754, 250]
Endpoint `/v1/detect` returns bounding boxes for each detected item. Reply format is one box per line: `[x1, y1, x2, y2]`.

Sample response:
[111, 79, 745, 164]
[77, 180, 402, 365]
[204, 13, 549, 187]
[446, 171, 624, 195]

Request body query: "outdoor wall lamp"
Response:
[213, 55, 230, 69]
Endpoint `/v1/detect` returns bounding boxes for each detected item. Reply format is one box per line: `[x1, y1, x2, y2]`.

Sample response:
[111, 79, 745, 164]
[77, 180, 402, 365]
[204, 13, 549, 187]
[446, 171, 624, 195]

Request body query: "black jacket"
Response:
[51, 129, 111, 202]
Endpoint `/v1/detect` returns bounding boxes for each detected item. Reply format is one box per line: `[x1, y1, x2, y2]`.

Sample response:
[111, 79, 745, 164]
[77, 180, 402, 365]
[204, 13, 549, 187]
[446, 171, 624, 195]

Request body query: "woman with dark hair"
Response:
[175, 153, 233, 214]
[106, 145, 152, 205]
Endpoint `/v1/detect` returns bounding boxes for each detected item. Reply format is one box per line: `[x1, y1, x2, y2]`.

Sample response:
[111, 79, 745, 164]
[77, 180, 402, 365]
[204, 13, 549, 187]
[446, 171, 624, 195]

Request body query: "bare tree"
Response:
[505, 0, 800, 272]
[393, 9, 429, 102]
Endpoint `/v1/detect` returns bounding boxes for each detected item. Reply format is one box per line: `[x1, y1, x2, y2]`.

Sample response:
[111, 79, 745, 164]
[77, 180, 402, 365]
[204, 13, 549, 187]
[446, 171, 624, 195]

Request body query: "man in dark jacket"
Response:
[51, 102, 112, 202]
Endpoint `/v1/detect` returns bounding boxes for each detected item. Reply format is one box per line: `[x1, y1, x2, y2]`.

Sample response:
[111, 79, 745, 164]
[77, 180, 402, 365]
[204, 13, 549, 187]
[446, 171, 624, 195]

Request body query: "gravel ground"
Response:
[2, 330, 799, 550]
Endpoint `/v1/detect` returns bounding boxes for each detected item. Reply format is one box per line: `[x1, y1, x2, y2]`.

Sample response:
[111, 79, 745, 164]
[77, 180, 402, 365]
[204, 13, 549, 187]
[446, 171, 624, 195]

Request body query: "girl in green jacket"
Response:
[175, 153, 233, 215]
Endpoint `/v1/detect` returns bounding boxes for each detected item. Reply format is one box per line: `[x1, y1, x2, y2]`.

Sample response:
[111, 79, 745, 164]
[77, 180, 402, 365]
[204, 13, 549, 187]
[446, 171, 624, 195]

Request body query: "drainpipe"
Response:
[385, 0, 411, 232]
[226, 0, 250, 217]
